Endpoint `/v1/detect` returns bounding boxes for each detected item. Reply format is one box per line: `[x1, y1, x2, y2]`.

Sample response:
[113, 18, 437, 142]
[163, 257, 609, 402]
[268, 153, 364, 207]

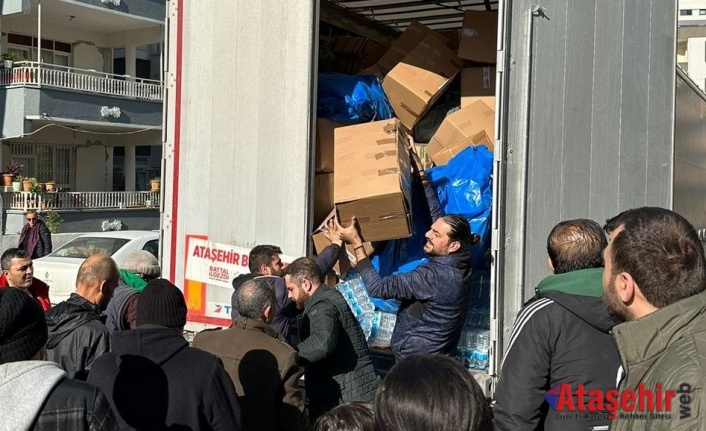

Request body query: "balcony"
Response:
[3, 191, 160, 211]
[0, 62, 163, 101]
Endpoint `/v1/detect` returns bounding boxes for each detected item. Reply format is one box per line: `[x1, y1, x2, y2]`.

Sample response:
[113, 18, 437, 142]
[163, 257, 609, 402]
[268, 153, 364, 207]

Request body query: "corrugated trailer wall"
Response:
[674, 68, 706, 232]
[498, 0, 677, 332]
[163, 0, 318, 284]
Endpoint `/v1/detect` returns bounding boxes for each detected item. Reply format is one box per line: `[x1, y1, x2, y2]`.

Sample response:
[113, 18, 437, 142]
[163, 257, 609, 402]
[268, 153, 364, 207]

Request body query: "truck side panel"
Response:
[163, 0, 318, 289]
[674, 68, 706, 231]
[498, 0, 676, 355]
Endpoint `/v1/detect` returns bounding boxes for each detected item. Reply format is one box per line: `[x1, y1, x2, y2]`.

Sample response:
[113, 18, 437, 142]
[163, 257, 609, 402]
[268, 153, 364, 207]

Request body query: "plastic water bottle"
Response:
[472, 331, 490, 370]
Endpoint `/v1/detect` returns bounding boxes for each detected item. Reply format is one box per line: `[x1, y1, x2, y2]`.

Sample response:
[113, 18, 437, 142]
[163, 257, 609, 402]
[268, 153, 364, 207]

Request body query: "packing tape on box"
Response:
[376, 138, 396, 146]
[375, 150, 397, 159]
[378, 168, 399, 176]
[382, 123, 397, 134]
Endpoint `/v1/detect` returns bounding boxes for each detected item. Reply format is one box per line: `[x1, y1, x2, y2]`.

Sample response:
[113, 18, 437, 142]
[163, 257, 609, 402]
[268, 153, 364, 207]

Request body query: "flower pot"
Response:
[11, 181, 21, 192]
[22, 181, 31, 192]
[3, 60, 12, 69]
[2, 174, 14, 186]
[45, 182, 55, 192]
[150, 179, 161, 192]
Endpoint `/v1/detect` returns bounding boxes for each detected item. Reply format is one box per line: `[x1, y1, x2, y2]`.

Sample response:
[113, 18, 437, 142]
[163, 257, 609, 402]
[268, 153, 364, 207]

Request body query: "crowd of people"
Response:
[1, 148, 705, 430]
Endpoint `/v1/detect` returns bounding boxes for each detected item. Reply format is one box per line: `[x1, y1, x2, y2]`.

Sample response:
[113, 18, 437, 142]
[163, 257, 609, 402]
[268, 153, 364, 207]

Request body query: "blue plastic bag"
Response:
[428, 145, 494, 270]
[317, 73, 393, 123]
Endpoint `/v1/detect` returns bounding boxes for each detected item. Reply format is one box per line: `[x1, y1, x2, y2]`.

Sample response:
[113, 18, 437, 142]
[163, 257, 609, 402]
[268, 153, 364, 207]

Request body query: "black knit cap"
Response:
[0, 288, 48, 364]
[136, 279, 187, 328]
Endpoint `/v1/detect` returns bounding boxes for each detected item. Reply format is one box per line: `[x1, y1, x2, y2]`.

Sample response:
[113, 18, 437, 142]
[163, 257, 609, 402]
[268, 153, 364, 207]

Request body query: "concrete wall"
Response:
[4, 209, 159, 234]
[75, 145, 108, 191]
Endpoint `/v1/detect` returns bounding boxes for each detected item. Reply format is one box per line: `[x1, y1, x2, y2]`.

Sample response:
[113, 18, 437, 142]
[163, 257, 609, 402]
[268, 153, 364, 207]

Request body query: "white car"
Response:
[33, 231, 160, 305]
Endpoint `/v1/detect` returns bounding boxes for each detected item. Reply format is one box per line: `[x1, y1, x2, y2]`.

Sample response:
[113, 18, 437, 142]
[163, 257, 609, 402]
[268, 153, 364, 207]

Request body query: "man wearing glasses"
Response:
[18, 209, 52, 258]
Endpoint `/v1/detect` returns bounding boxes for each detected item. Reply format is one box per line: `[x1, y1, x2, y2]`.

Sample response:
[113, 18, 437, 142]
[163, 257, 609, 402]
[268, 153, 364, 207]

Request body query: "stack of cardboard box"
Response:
[313, 12, 498, 277]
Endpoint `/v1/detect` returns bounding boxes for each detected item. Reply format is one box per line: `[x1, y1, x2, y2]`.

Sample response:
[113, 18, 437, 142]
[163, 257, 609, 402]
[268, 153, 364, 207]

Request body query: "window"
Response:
[6, 33, 71, 66]
[10, 143, 77, 190]
[700, 9, 706, 15]
[142, 240, 159, 259]
[681, 9, 694, 15]
[52, 237, 130, 259]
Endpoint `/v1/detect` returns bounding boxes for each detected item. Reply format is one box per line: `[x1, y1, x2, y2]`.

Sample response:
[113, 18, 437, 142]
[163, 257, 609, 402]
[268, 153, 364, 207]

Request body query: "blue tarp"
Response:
[317, 73, 393, 124]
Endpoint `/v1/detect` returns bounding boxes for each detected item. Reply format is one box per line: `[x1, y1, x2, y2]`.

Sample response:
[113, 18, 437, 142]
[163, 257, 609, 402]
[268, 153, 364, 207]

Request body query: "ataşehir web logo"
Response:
[544, 383, 693, 420]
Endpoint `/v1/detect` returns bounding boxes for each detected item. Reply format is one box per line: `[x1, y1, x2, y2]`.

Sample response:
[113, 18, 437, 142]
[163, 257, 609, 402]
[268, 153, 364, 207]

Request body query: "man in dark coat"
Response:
[285, 257, 380, 421]
[194, 278, 309, 431]
[0, 287, 117, 430]
[493, 219, 621, 431]
[88, 279, 242, 431]
[18, 209, 52, 258]
[231, 241, 342, 343]
[46, 254, 118, 380]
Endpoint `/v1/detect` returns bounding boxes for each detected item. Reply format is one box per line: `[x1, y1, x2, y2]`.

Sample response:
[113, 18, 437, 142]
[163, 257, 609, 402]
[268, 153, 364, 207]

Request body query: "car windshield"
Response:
[51, 237, 130, 259]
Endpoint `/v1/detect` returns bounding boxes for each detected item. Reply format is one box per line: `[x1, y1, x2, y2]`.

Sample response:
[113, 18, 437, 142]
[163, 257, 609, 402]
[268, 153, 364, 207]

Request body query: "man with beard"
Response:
[285, 257, 380, 421]
[603, 207, 706, 431]
[46, 254, 119, 380]
[493, 219, 620, 431]
[336, 213, 477, 361]
[231, 240, 342, 344]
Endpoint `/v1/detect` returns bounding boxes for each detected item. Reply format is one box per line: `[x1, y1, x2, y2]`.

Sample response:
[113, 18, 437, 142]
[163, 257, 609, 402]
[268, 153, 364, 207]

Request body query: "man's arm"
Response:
[355, 257, 436, 301]
[41, 223, 53, 255]
[493, 299, 554, 431]
[279, 351, 310, 431]
[296, 302, 339, 363]
[314, 243, 342, 276]
[411, 147, 442, 222]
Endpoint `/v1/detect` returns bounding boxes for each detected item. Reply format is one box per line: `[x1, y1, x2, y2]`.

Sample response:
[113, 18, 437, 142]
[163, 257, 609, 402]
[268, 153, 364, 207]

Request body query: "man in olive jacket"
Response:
[603, 207, 706, 431]
[193, 278, 309, 431]
[285, 257, 380, 421]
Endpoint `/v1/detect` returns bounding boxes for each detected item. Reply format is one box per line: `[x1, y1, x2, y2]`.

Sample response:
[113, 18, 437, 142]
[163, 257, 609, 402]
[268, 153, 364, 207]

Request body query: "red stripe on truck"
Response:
[169, 0, 184, 281]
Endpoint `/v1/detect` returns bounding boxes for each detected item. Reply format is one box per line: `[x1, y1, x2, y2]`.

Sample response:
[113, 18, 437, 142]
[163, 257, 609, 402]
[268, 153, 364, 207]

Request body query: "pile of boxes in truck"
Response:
[311, 11, 497, 362]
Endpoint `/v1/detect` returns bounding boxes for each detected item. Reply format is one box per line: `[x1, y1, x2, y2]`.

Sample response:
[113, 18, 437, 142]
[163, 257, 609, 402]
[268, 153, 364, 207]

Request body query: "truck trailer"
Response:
[161, 0, 706, 392]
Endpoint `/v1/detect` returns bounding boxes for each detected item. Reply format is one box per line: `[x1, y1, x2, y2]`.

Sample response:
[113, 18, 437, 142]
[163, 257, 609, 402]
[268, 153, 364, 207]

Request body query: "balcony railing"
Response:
[0, 62, 163, 101]
[3, 191, 160, 211]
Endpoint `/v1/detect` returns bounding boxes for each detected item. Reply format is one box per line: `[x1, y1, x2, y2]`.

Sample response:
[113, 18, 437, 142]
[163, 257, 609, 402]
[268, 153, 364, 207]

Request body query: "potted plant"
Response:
[2, 161, 22, 187]
[28, 178, 42, 194]
[1, 52, 18, 69]
[12, 175, 22, 192]
[45, 181, 56, 192]
[150, 177, 161, 192]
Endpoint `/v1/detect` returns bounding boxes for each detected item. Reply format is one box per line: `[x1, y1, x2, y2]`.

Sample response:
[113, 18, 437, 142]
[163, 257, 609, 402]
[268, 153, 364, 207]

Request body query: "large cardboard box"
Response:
[376, 21, 448, 76]
[314, 173, 334, 227]
[312, 210, 375, 275]
[427, 100, 495, 166]
[458, 10, 498, 64]
[461, 66, 496, 109]
[383, 37, 463, 130]
[334, 119, 413, 242]
[316, 119, 341, 173]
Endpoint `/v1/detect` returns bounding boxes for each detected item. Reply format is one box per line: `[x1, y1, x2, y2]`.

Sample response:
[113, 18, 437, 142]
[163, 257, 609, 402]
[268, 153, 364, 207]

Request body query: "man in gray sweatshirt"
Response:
[0, 287, 117, 430]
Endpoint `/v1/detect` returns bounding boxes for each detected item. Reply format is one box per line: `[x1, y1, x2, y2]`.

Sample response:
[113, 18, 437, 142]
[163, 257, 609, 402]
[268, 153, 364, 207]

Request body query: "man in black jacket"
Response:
[231, 240, 342, 343]
[46, 254, 118, 380]
[285, 257, 380, 421]
[493, 219, 621, 431]
[0, 287, 117, 430]
[88, 279, 242, 430]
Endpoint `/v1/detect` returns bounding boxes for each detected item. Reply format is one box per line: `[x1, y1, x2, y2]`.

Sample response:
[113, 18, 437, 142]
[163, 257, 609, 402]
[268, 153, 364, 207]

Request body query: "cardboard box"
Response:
[314, 173, 334, 227]
[383, 37, 463, 130]
[458, 10, 498, 64]
[312, 210, 375, 275]
[316, 119, 342, 173]
[328, 37, 387, 74]
[461, 66, 496, 109]
[334, 119, 413, 242]
[427, 100, 495, 166]
[438, 29, 461, 52]
[376, 21, 448, 76]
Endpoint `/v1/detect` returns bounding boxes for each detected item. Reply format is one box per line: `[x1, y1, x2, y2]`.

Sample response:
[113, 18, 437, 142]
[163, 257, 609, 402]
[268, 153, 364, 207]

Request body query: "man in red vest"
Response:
[0, 248, 51, 310]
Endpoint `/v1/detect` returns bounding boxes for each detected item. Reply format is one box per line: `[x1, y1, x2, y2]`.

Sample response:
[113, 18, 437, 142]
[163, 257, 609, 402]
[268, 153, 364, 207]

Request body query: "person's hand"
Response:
[335, 216, 364, 247]
[322, 217, 344, 247]
[408, 137, 427, 180]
